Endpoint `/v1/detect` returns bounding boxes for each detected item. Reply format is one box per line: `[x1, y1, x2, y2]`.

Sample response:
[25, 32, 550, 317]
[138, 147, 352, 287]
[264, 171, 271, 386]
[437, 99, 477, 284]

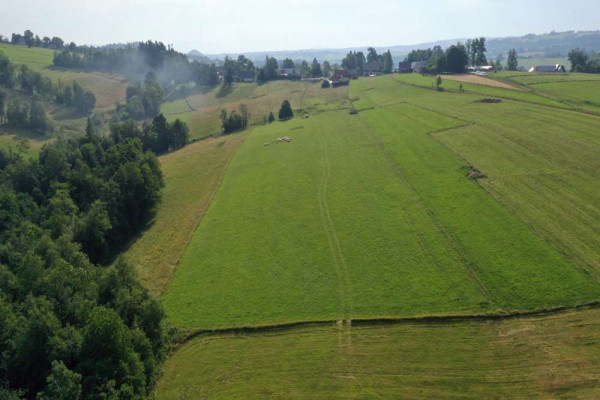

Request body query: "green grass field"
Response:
[156, 308, 600, 399]
[140, 73, 600, 397]
[161, 75, 600, 330]
[121, 132, 247, 297]
[0, 43, 127, 111]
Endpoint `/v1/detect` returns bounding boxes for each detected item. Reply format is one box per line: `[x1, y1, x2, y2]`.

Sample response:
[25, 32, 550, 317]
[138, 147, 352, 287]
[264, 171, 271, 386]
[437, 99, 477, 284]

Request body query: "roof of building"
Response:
[238, 70, 255, 80]
[411, 61, 426, 69]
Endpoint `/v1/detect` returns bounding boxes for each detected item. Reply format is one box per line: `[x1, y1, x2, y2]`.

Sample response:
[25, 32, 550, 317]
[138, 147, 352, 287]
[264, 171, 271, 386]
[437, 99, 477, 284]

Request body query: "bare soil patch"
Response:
[445, 74, 522, 91]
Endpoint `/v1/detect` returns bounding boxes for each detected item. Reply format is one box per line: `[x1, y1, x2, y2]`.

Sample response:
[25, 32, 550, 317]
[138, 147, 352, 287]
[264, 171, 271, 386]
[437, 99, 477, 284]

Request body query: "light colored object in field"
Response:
[529, 64, 566, 73]
[276, 136, 292, 143]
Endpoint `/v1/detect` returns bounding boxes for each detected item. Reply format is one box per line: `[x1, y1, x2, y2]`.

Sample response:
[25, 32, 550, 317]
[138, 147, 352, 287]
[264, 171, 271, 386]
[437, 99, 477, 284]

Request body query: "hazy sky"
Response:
[2, 0, 599, 54]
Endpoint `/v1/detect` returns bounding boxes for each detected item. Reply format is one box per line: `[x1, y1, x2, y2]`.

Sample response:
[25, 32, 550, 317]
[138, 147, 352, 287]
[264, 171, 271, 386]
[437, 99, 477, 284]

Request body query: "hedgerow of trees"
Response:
[0, 121, 167, 399]
[568, 48, 600, 73]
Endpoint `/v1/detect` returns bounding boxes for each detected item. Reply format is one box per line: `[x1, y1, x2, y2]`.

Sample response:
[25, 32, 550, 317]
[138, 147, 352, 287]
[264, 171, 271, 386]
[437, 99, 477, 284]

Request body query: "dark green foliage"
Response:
[405, 49, 433, 63]
[37, 361, 82, 400]
[382, 50, 393, 74]
[110, 114, 189, 155]
[310, 58, 322, 78]
[507, 49, 518, 71]
[321, 80, 330, 88]
[4, 96, 51, 134]
[118, 72, 162, 120]
[268, 111, 275, 123]
[342, 51, 366, 75]
[221, 109, 244, 133]
[0, 51, 14, 88]
[278, 100, 293, 120]
[568, 48, 591, 72]
[257, 56, 279, 83]
[445, 44, 468, 73]
[282, 58, 295, 69]
[0, 125, 167, 399]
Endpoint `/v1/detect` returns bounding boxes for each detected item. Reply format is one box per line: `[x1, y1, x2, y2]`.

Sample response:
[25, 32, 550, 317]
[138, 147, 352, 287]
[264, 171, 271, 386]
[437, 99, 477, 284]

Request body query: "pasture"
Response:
[162, 74, 599, 330]
[162, 80, 348, 140]
[148, 72, 600, 397]
[0, 43, 127, 111]
[156, 307, 600, 399]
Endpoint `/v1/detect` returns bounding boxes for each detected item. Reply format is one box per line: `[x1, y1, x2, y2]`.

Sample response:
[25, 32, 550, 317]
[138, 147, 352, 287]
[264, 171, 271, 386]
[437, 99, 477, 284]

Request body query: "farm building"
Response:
[363, 60, 381, 76]
[238, 70, 255, 82]
[332, 69, 348, 81]
[279, 68, 301, 77]
[529, 64, 566, 73]
[411, 61, 426, 73]
[398, 61, 412, 73]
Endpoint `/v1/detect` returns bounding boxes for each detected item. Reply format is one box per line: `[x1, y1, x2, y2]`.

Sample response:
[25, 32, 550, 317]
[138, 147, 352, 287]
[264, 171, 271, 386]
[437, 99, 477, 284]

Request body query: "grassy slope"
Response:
[121, 133, 247, 297]
[162, 81, 348, 140]
[156, 308, 600, 399]
[0, 43, 127, 111]
[163, 75, 598, 330]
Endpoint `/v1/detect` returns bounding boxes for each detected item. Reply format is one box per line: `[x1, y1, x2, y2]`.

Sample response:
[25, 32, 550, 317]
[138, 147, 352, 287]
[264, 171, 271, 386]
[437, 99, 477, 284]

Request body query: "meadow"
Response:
[161, 80, 348, 140]
[0, 43, 127, 111]
[156, 307, 600, 399]
[162, 74, 600, 330]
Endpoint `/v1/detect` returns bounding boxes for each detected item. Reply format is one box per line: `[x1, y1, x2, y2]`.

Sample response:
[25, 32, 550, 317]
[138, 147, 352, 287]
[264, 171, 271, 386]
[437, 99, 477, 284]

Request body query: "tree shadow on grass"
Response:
[216, 84, 233, 99]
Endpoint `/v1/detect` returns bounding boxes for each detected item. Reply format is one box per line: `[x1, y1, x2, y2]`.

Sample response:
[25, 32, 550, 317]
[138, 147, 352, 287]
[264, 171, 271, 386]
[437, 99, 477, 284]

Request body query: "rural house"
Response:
[332, 69, 348, 82]
[363, 60, 381, 75]
[398, 61, 412, 73]
[411, 61, 426, 73]
[238, 70, 255, 82]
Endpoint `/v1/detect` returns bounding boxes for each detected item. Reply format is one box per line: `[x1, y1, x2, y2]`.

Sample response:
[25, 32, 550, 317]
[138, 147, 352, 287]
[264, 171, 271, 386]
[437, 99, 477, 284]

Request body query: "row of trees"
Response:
[568, 48, 600, 73]
[404, 38, 492, 74]
[341, 48, 394, 74]
[5, 29, 72, 50]
[0, 123, 167, 398]
[0, 51, 96, 115]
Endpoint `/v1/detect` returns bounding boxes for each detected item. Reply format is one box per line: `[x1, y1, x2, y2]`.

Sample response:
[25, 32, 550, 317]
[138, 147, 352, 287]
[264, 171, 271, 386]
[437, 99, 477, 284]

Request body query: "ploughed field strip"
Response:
[157, 308, 600, 399]
[163, 74, 600, 330]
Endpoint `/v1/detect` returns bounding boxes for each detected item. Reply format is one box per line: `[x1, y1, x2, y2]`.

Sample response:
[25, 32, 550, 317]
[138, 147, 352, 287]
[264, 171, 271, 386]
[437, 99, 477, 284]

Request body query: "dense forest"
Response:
[0, 120, 168, 399]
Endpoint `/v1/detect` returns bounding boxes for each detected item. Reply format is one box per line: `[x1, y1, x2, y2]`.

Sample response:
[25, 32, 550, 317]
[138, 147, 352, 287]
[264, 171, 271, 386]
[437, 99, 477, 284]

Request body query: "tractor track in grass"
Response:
[316, 126, 353, 320]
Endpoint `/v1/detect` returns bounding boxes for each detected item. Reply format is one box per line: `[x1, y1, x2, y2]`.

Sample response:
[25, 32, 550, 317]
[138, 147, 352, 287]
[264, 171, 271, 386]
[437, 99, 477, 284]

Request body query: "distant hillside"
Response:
[193, 30, 600, 65]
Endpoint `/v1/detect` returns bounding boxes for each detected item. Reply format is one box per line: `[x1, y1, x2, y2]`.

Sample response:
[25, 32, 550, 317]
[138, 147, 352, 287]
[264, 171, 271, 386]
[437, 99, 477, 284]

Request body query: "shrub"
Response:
[278, 100, 293, 120]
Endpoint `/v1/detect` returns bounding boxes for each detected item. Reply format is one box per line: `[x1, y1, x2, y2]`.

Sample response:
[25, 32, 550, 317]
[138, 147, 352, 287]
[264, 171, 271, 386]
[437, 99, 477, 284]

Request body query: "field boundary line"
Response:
[390, 74, 600, 117]
[156, 131, 249, 297]
[173, 300, 600, 346]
